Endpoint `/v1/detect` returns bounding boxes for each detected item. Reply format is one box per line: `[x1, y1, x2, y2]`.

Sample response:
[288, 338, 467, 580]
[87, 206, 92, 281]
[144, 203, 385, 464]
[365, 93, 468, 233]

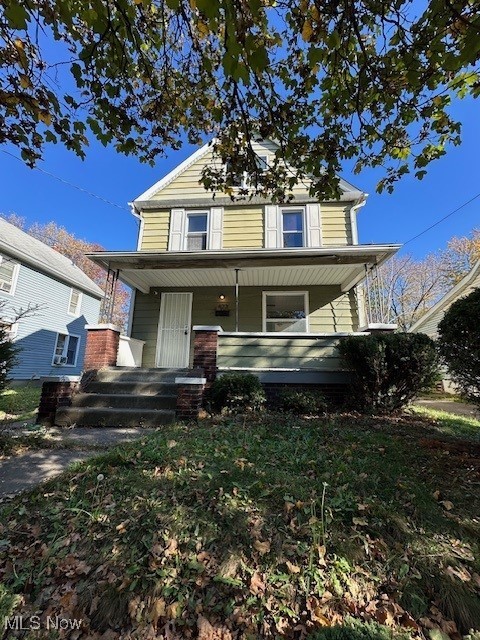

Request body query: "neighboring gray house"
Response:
[410, 260, 480, 337]
[410, 260, 480, 393]
[0, 217, 104, 380]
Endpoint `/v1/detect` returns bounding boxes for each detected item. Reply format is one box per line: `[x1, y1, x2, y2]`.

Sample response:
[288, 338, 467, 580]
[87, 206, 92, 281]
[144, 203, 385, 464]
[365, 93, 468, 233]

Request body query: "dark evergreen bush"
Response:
[210, 372, 266, 413]
[277, 387, 327, 415]
[438, 287, 480, 407]
[338, 332, 438, 413]
[0, 323, 19, 391]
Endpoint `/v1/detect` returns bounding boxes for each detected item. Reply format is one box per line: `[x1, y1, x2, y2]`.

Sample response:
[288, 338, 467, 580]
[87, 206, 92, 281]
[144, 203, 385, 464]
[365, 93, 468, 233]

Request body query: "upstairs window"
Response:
[68, 288, 82, 316]
[0, 255, 19, 294]
[185, 212, 208, 250]
[281, 209, 304, 248]
[263, 291, 308, 332]
[225, 153, 269, 189]
[53, 333, 80, 366]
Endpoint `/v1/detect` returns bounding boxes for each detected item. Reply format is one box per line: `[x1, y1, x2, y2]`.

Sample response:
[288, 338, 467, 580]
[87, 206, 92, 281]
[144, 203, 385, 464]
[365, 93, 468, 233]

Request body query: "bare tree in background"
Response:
[366, 255, 447, 331]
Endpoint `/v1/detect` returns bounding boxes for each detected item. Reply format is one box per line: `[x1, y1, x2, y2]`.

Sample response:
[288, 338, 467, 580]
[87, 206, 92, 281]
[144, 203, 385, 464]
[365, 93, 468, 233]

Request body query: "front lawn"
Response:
[0, 385, 40, 425]
[0, 412, 479, 638]
[411, 406, 480, 442]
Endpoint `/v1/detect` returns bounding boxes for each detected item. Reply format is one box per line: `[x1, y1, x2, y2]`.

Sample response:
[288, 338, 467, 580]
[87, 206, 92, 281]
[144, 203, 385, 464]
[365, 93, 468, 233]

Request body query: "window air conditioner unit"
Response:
[54, 355, 68, 365]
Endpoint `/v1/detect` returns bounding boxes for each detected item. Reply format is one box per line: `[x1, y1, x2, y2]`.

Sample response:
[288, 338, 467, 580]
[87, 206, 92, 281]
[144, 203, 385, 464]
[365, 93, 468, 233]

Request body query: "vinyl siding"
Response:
[321, 203, 352, 245]
[131, 285, 358, 367]
[137, 139, 355, 250]
[140, 210, 170, 251]
[415, 310, 443, 338]
[138, 203, 353, 251]
[223, 207, 264, 248]
[0, 261, 101, 379]
[218, 334, 344, 371]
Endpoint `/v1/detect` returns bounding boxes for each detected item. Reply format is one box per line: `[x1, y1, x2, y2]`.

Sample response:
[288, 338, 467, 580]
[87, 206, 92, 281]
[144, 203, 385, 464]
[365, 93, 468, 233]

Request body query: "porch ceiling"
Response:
[87, 245, 399, 293]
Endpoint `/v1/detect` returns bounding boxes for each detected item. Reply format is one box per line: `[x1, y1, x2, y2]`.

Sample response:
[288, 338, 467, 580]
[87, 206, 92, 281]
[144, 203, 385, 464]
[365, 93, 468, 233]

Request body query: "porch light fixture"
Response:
[215, 293, 230, 317]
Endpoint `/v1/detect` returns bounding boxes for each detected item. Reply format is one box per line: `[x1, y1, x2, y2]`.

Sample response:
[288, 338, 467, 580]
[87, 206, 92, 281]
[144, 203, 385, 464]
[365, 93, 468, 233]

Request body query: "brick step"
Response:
[83, 381, 177, 396]
[55, 407, 175, 428]
[71, 393, 177, 410]
[94, 367, 189, 384]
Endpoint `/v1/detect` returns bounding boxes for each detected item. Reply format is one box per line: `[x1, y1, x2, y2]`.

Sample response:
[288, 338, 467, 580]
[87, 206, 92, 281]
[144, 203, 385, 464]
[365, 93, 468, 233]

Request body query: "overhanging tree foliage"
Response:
[1, 1, 479, 200]
[438, 288, 480, 406]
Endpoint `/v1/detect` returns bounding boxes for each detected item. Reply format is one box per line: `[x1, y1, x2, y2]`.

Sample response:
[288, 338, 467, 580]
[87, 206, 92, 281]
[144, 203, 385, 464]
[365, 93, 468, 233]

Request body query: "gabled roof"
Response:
[0, 217, 104, 299]
[132, 138, 365, 206]
[409, 260, 480, 334]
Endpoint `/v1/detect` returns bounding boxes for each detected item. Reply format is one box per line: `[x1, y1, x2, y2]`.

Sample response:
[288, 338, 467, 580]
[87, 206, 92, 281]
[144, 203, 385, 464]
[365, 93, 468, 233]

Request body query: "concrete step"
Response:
[55, 407, 175, 428]
[83, 381, 177, 396]
[71, 393, 177, 410]
[95, 367, 188, 384]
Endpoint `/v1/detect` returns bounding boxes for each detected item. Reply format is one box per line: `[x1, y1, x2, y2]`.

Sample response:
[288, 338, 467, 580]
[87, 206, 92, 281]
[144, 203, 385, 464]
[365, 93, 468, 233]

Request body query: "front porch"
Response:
[87, 244, 399, 376]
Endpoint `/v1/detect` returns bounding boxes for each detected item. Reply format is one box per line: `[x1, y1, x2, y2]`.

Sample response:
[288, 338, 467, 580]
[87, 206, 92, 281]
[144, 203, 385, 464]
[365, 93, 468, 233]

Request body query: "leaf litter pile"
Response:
[0, 412, 479, 639]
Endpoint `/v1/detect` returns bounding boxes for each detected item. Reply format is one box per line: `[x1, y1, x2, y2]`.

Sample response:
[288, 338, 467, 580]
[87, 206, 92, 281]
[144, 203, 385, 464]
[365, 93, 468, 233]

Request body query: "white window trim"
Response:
[0, 255, 20, 297]
[225, 154, 269, 190]
[183, 210, 210, 251]
[52, 333, 81, 367]
[67, 288, 83, 317]
[262, 291, 310, 333]
[279, 206, 306, 249]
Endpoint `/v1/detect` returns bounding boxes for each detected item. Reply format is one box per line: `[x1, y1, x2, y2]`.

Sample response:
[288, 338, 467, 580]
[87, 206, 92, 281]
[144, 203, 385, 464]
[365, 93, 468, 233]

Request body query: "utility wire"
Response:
[1, 149, 131, 214]
[403, 191, 480, 247]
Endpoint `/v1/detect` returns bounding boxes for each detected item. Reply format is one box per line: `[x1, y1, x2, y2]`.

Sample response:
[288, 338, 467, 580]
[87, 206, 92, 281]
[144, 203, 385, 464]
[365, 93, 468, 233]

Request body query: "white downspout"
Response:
[129, 202, 144, 251]
[349, 194, 367, 245]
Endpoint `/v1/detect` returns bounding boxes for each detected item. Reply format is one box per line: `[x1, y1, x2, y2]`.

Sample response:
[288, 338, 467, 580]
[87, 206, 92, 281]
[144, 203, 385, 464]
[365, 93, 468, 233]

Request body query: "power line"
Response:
[403, 192, 480, 247]
[1, 149, 131, 214]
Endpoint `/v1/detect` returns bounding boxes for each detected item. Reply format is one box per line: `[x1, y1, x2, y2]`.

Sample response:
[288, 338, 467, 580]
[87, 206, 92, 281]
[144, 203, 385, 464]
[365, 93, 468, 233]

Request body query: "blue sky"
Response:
[0, 96, 478, 258]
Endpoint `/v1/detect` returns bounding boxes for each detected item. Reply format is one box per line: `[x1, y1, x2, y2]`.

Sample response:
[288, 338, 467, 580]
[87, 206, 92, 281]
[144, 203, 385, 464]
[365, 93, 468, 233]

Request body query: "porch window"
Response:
[186, 212, 208, 250]
[0, 254, 19, 294]
[52, 333, 80, 366]
[281, 209, 304, 248]
[263, 291, 308, 332]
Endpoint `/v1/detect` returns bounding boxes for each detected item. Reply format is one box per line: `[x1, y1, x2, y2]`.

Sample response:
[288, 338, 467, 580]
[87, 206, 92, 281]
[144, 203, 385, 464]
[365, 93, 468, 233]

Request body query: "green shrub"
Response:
[0, 582, 21, 620]
[308, 617, 412, 640]
[277, 387, 327, 415]
[210, 373, 266, 413]
[338, 332, 438, 413]
[438, 288, 480, 407]
[0, 324, 19, 392]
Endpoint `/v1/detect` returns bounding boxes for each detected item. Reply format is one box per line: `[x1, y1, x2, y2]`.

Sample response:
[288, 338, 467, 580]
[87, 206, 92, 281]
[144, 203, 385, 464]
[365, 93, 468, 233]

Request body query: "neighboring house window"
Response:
[68, 288, 82, 315]
[255, 154, 268, 171]
[263, 291, 308, 332]
[185, 212, 208, 250]
[281, 209, 304, 248]
[0, 254, 19, 295]
[53, 333, 80, 366]
[0, 321, 18, 340]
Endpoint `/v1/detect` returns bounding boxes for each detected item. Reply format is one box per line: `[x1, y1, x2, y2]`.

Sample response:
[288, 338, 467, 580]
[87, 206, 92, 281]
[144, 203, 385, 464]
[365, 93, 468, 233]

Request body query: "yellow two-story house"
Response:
[89, 139, 399, 387]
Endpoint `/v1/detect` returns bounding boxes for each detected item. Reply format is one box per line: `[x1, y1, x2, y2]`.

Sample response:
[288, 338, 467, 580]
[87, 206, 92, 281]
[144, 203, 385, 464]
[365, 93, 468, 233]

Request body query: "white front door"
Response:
[156, 292, 193, 368]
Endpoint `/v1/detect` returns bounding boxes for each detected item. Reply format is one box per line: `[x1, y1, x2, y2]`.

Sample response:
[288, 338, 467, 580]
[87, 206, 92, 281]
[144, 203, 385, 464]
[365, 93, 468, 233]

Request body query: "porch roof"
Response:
[87, 245, 400, 293]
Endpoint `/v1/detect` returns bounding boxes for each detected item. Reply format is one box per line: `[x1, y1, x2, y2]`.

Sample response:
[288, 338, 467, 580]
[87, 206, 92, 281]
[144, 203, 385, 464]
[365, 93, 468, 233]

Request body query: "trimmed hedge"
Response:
[338, 332, 438, 413]
[210, 372, 266, 413]
[277, 388, 327, 415]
